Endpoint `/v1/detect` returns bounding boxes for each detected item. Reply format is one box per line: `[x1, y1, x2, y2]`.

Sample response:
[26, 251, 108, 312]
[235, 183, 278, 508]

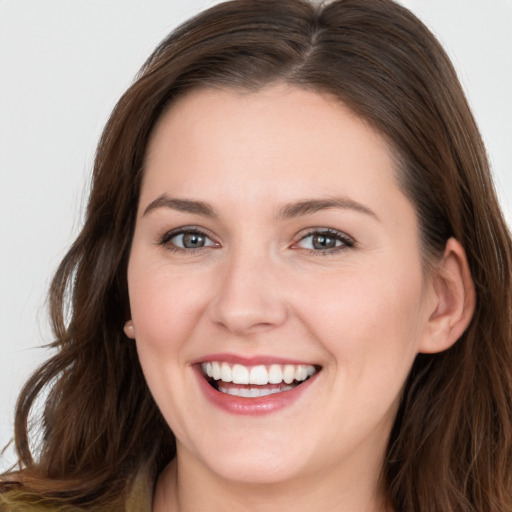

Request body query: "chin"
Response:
[184, 432, 312, 485]
[209, 456, 305, 485]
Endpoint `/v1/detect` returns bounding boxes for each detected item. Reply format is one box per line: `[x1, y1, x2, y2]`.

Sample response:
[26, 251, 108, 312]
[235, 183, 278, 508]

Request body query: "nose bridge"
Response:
[209, 239, 287, 335]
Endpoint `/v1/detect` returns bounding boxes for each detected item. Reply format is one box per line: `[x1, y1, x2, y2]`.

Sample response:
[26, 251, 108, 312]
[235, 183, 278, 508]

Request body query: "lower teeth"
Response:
[217, 385, 295, 397]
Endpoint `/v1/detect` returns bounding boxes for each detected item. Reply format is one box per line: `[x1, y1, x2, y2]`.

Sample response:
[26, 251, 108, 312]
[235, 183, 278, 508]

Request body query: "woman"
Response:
[1, 0, 511, 510]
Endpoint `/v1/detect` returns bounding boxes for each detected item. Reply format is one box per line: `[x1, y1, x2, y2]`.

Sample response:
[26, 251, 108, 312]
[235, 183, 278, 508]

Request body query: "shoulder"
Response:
[0, 494, 67, 511]
[0, 494, 38, 511]
[0, 465, 154, 512]
[0, 494, 87, 511]
[125, 466, 154, 512]
[0, 489, 153, 512]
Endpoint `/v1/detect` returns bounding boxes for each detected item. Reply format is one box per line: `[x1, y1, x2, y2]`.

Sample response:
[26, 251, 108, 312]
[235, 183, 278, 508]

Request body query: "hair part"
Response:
[2, 1, 512, 510]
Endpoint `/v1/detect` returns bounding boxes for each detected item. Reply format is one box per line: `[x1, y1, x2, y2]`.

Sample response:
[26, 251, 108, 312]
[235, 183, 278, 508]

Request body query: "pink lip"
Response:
[192, 355, 320, 416]
[191, 352, 315, 366]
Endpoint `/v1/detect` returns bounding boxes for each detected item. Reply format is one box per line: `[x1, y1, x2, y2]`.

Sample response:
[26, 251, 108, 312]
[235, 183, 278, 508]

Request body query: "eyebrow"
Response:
[142, 194, 378, 221]
[277, 197, 379, 221]
[143, 194, 217, 217]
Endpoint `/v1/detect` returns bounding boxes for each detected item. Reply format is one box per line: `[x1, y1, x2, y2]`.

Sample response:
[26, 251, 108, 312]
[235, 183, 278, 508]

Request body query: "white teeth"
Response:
[218, 384, 295, 397]
[240, 388, 251, 398]
[283, 365, 295, 384]
[232, 364, 250, 384]
[268, 364, 283, 384]
[212, 361, 222, 380]
[249, 365, 268, 385]
[221, 362, 232, 382]
[249, 387, 262, 397]
[201, 361, 317, 387]
[296, 365, 307, 381]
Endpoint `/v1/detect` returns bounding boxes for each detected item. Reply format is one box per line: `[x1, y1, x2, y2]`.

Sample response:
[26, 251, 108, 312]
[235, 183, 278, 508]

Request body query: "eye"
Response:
[159, 228, 219, 251]
[294, 229, 354, 253]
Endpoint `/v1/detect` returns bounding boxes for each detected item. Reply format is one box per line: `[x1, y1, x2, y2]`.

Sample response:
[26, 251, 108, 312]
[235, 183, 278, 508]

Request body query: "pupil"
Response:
[313, 234, 336, 249]
[183, 232, 204, 248]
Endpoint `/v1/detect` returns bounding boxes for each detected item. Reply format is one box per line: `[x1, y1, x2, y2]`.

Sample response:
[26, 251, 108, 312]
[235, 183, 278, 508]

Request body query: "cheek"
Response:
[296, 263, 426, 370]
[127, 264, 209, 434]
[128, 263, 208, 353]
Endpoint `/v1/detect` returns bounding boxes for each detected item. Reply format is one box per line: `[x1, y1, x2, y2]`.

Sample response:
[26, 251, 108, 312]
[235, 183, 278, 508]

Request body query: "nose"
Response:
[208, 248, 288, 336]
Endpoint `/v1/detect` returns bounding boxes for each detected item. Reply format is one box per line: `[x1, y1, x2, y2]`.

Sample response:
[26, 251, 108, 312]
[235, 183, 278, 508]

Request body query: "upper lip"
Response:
[190, 352, 320, 367]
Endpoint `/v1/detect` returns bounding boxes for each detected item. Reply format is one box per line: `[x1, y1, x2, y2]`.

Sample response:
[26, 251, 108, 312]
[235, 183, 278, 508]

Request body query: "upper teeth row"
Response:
[201, 361, 316, 385]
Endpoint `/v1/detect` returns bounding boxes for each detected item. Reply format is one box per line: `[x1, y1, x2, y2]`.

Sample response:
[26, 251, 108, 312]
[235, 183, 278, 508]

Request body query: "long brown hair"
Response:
[2, 1, 512, 510]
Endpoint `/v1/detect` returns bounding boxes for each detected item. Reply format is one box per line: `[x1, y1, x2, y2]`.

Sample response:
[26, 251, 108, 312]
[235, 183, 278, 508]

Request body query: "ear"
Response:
[419, 237, 476, 354]
[124, 319, 136, 339]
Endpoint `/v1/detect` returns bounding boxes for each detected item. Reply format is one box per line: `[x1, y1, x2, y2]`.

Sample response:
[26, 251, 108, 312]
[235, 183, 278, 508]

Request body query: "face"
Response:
[126, 85, 437, 489]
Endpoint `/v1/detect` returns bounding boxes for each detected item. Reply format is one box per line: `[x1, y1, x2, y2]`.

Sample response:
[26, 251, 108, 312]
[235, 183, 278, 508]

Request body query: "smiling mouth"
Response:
[200, 361, 320, 398]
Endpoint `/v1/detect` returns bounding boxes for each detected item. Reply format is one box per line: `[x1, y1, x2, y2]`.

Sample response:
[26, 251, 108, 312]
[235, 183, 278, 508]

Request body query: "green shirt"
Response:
[0, 471, 153, 512]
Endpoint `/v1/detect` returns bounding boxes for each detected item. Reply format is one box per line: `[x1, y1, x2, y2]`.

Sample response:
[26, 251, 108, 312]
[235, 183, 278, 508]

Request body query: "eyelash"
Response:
[157, 226, 217, 254]
[294, 228, 355, 255]
[157, 227, 355, 255]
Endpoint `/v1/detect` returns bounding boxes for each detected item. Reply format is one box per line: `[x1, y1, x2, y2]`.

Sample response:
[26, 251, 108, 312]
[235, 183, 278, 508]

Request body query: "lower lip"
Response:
[194, 366, 318, 416]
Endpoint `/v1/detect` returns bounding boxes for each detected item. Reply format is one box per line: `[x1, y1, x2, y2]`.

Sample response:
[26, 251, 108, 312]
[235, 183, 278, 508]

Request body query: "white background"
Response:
[1, 0, 511, 471]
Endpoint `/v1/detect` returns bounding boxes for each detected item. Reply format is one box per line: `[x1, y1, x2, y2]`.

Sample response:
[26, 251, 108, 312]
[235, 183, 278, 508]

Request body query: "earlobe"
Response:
[124, 320, 135, 339]
[419, 238, 476, 354]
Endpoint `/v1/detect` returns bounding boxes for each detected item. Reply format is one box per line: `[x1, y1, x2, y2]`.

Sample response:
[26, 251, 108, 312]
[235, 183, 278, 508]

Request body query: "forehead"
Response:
[146, 85, 388, 164]
[141, 84, 411, 224]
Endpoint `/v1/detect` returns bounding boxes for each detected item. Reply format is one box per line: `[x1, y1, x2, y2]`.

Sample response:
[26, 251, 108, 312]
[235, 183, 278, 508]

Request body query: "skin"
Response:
[124, 84, 475, 512]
